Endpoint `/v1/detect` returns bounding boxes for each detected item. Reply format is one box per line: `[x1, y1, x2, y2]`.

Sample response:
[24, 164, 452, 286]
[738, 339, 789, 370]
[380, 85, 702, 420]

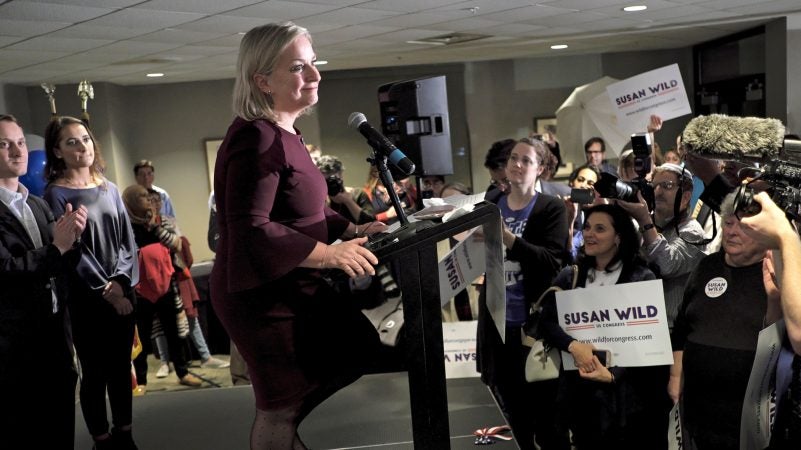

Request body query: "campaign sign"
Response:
[605, 63, 692, 134]
[443, 321, 480, 379]
[556, 279, 673, 369]
[438, 228, 485, 307]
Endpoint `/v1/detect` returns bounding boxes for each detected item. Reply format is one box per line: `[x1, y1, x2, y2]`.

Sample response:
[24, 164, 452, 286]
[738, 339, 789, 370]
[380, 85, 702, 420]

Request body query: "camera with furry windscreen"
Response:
[682, 114, 801, 220]
[592, 132, 655, 210]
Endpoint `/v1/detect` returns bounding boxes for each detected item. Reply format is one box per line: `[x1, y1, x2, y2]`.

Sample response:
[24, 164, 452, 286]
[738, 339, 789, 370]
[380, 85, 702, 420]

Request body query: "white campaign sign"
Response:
[740, 320, 785, 450]
[438, 228, 485, 307]
[442, 321, 480, 379]
[605, 63, 692, 134]
[556, 279, 673, 369]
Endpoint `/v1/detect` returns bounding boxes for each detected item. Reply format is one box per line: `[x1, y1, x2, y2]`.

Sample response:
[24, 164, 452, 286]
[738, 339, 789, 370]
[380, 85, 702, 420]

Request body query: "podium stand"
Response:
[369, 202, 505, 449]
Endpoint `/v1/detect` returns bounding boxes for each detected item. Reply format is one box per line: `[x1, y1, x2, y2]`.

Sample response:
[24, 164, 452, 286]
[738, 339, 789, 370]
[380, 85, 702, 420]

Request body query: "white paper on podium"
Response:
[556, 279, 672, 369]
[438, 229, 485, 307]
[605, 63, 692, 134]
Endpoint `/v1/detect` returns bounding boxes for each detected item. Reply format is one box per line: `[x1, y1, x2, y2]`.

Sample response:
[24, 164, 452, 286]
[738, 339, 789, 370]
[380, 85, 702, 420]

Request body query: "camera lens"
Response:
[326, 176, 344, 197]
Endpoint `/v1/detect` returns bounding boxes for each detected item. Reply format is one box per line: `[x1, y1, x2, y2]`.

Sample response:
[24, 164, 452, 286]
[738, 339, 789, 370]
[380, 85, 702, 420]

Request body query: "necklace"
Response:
[61, 176, 95, 188]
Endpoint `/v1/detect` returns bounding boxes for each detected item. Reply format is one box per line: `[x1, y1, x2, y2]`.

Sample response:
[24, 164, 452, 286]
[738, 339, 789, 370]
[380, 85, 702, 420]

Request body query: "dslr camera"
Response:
[326, 175, 345, 197]
[593, 133, 655, 210]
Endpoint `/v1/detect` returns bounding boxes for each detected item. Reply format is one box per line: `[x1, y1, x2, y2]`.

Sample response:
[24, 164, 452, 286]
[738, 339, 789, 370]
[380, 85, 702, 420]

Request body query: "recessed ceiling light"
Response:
[146, 73, 164, 77]
[313, 60, 328, 66]
[623, 5, 648, 12]
[551, 44, 568, 50]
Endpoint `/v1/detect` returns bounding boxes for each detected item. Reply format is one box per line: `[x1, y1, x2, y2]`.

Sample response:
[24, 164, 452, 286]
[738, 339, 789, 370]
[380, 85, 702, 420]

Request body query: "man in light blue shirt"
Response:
[0, 113, 87, 449]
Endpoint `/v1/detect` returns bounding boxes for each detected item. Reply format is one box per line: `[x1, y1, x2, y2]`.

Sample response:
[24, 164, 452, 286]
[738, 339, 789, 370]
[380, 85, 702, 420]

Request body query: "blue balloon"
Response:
[20, 149, 47, 197]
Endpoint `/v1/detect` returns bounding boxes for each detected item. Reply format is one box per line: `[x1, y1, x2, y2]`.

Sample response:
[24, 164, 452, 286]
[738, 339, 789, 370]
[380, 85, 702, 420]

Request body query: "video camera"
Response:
[592, 133, 655, 210]
[731, 159, 801, 220]
[681, 114, 801, 220]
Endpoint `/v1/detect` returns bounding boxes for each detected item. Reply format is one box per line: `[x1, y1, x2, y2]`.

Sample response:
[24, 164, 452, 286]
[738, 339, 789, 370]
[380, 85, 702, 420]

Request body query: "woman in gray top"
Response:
[43, 116, 139, 450]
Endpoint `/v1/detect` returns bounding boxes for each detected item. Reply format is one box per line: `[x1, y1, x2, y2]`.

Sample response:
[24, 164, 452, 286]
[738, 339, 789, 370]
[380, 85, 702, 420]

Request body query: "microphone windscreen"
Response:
[682, 114, 784, 162]
[348, 112, 367, 129]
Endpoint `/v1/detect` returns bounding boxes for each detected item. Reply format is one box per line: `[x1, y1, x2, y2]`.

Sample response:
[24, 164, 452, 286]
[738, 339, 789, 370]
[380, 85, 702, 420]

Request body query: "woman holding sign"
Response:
[540, 204, 670, 449]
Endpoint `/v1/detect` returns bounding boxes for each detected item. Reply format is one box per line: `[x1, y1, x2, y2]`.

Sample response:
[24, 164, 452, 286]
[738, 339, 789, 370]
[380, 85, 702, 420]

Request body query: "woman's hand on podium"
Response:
[324, 238, 378, 278]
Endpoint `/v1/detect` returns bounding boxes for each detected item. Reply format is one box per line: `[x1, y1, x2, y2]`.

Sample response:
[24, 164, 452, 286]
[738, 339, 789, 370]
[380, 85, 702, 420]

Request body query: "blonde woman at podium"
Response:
[210, 22, 387, 449]
[477, 137, 570, 450]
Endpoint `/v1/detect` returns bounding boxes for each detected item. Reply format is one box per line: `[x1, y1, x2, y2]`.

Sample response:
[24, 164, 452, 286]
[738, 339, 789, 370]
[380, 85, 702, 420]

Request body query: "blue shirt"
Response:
[498, 193, 537, 326]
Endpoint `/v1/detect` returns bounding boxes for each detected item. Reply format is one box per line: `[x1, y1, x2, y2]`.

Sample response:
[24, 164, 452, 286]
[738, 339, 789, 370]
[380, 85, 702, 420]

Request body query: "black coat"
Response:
[0, 194, 78, 383]
[477, 190, 568, 385]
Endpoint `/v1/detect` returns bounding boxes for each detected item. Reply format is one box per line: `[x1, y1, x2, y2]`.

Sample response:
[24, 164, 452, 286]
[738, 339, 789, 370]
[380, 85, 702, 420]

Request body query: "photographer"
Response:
[616, 163, 707, 329]
[316, 155, 376, 225]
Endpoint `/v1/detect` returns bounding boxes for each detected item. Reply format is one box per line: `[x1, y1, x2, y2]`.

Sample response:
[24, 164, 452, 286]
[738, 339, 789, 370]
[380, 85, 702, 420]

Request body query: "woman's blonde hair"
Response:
[232, 22, 311, 121]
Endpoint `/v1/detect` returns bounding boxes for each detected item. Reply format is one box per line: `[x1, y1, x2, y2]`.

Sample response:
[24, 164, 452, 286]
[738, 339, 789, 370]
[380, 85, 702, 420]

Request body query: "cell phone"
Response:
[570, 188, 595, 205]
[592, 349, 612, 367]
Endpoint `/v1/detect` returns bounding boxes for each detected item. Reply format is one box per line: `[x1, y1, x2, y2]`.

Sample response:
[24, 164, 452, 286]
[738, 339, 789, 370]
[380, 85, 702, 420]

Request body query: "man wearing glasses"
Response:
[584, 137, 617, 176]
[616, 163, 708, 330]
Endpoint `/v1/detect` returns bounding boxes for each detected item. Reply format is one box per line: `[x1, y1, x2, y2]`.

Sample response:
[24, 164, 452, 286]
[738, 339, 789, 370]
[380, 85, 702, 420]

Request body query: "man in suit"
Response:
[0, 114, 87, 449]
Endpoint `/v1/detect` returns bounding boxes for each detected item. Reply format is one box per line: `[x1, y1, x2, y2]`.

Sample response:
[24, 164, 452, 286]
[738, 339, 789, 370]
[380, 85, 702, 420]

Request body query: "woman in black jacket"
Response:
[541, 203, 669, 449]
[477, 137, 569, 450]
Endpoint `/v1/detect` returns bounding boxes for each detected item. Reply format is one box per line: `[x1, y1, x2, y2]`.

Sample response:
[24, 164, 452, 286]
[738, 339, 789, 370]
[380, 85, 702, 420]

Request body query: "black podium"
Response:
[369, 201, 505, 449]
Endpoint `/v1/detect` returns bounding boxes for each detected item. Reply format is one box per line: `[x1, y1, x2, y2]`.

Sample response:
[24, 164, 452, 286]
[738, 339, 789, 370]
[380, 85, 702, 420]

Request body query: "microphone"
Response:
[348, 112, 415, 175]
[681, 114, 792, 163]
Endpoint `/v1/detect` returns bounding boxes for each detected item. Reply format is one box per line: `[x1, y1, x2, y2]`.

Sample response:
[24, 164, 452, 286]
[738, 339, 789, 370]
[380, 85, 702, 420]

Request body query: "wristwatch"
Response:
[639, 223, 655, 233]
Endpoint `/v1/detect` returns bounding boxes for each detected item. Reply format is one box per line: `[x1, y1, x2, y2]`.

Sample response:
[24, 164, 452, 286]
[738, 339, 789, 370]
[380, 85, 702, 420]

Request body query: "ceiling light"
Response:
[550, 44, 568, 50]
[313, 60, 328, 66]
[146, 73, 164, 77]
[623, 5, 647, 12]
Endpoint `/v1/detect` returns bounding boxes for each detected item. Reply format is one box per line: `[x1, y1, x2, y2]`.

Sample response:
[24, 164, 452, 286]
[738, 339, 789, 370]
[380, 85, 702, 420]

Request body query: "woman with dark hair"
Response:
[540, 204, 668, 449]
[566, 164, 602, 262]
[42, 116, 139, 450]
[483, 138, 516, 196]
[477, 137, 569, 449]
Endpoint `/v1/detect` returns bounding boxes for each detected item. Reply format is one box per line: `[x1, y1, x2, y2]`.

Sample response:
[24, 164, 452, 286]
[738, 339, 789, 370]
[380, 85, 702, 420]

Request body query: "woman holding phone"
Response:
[540, 204, 670, 449]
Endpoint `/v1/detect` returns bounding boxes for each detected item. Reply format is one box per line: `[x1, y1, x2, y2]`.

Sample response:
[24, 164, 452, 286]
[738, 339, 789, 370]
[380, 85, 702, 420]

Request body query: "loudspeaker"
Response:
[378, 76, 453, 176]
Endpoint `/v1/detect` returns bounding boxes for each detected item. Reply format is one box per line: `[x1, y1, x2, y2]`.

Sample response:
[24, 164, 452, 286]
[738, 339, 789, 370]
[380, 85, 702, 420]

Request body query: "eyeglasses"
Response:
[651, 180, 677, 191]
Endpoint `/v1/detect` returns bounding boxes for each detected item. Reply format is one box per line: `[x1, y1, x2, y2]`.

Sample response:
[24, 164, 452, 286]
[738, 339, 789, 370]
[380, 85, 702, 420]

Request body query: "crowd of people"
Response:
[2, 20, 800, 450]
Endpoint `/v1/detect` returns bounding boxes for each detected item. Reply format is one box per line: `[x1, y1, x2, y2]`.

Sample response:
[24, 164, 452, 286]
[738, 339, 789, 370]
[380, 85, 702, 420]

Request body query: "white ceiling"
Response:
[0, 0, 800, 86]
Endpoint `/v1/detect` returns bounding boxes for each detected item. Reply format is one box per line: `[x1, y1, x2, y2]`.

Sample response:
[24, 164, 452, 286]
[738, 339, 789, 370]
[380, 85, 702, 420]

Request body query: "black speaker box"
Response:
[378, 76, 453, 176]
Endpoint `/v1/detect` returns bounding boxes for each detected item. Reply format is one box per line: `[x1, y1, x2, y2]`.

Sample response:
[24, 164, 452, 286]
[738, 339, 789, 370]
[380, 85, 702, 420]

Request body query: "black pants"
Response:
[491, 327, 570, 450]
[133, 289, 191, 385]
[1, 312, 78, 450]
[70, 284, 135, 437]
